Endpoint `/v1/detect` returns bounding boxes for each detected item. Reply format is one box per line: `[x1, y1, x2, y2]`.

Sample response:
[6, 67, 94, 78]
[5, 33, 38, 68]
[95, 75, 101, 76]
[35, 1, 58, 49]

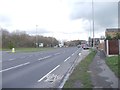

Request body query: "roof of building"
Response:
[106, 28, 120, 32]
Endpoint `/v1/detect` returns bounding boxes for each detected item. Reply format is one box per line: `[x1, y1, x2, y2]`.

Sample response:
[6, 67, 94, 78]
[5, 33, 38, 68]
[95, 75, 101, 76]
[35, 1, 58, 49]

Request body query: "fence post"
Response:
[106, 40, 109, 56]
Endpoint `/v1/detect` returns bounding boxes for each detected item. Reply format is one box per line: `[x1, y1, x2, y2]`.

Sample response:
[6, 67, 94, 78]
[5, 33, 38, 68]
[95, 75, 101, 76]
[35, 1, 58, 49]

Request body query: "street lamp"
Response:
[36, 25, 38, 48]
[92, 0, 95, 48]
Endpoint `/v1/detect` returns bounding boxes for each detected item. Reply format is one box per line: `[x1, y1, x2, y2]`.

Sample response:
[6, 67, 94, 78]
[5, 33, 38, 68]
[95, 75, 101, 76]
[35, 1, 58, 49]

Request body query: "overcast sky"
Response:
[0, 0, 119, 41]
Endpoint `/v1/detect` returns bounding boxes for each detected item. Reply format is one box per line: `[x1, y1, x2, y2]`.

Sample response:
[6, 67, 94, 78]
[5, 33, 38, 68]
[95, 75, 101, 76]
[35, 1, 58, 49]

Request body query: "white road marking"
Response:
[38, 65, 60, 82]
[72, 53, 74, 56]
[79, 53, 81, 56]
[64, 56, 70, 62]
[38, 55, 52, 61]
[54, 53, 60, 56]
[0, 62, 30, 72]
[9, 58, 15, 61]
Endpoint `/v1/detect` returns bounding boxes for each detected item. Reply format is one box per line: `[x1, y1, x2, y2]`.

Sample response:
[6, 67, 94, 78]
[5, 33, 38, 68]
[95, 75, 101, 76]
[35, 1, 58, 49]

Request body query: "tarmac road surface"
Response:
[1, 47, 82, 88]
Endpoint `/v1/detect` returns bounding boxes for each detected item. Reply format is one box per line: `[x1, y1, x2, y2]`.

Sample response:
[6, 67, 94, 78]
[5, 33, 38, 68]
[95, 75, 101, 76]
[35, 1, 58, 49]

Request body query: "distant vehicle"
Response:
[82, 44, 90, 49]
[77, 45, 81, 48]
[59, 43, 64, 47]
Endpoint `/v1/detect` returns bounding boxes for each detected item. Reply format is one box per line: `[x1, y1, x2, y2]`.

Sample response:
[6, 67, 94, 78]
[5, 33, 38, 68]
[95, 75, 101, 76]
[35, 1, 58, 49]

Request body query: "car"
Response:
[82, 44, 90, 49]
[77, 45, 81, 48]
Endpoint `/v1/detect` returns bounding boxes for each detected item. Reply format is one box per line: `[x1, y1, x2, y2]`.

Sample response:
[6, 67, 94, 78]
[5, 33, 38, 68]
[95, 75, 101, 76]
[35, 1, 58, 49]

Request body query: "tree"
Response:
[106, 35, 112, 40]
[1, 29, 59, 48]
[113, 33, 120, 40]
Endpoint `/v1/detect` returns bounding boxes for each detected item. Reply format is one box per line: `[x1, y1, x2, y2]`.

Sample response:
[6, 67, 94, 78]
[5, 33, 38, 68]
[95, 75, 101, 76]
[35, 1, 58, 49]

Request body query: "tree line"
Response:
[1, 28, 59, 49]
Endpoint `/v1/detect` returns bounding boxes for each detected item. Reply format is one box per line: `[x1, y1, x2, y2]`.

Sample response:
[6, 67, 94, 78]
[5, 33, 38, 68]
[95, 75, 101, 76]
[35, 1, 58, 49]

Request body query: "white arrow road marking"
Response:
[0, 62, 30, 72]
[38, 65, 60, 82]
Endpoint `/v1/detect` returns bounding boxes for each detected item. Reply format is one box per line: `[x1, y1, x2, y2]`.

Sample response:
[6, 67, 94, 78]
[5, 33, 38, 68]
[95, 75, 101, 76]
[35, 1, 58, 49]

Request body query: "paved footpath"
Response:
[89, 50, 120, 89]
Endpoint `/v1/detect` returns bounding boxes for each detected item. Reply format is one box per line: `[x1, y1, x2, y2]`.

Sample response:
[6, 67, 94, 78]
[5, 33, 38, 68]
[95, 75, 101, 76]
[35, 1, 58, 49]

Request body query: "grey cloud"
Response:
[0, 15, 12, 27]
[27, 28, 51, 35]
[69, 1, 118, 30]
[0, 15, 11, 23]
[60, 31, 85, 34]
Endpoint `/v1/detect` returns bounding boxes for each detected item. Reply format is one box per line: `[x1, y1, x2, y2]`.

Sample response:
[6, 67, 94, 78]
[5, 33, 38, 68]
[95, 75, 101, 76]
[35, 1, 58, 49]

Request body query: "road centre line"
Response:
[9, 58, 15, 61]
[54, 53, 60, 55]
[0, 62, 30, 73]
[64, 56, 70, 62]
[38, 55, 52, 61]
[38, 65, 60, 82]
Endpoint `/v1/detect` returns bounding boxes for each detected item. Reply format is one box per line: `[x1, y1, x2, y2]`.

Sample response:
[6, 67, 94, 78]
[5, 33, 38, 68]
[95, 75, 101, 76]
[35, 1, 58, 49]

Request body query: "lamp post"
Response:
[92, 0, 95, 48]
[36, 25, 38, 48]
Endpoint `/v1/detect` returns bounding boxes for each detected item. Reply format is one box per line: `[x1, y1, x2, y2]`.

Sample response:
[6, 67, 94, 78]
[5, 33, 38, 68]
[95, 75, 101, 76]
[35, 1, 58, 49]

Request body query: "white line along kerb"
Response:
[0, 62, 30, 73]
[38, 65, 60, 82]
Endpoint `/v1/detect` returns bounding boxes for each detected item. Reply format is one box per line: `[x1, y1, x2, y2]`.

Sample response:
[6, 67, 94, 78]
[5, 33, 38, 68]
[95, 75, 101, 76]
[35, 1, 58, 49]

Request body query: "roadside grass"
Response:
[2, 47, 55, 52]
[106, 55, 120, 78]
[63, 50, 96, 88]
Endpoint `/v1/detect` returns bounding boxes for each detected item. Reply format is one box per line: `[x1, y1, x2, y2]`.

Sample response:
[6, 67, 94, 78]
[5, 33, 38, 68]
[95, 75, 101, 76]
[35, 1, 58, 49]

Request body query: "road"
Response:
[1, 47, 82, 88]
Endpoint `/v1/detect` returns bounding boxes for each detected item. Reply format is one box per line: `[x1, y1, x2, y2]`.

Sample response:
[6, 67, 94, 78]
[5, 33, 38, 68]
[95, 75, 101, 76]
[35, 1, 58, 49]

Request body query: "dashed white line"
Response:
[54, 53, 60, 55]
[0, 62, 30, 73]
[38, 65, 60, 82]
[64, 56, 70, 62]
[38, 55, 52, 61]
[9, 58, 15, 61]
[72, 53, 74, 56]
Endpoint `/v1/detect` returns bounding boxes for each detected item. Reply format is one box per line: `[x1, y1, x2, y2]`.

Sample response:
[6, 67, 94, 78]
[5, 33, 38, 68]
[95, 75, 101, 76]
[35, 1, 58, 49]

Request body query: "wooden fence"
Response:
[105, 40, 119, 55]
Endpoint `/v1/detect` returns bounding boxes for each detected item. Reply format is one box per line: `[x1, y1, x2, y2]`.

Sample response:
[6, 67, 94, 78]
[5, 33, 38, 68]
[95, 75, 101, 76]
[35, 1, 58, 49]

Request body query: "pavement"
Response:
[59, 49, 90, 88]
[89, 50, 120, 89]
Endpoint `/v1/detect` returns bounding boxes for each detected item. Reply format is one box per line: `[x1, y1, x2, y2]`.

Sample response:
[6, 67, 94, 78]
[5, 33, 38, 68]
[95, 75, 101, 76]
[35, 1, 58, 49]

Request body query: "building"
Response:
[88, 37, 100, 47]
[105, 28, 120, 55]
[105, 28, 120, 38]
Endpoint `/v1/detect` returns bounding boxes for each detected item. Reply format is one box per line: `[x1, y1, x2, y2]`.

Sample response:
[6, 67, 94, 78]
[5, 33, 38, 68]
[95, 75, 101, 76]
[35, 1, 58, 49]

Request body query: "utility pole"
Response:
[92, 0, 95, 48]
[36, 25, 38, 48]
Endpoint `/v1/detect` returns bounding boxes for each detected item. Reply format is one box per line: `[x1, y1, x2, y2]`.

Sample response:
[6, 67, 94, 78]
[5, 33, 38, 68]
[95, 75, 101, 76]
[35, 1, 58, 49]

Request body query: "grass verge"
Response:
[2, 47, 55, 52]
[105, 55, 120, 78]
[63, 50, 96, 88]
